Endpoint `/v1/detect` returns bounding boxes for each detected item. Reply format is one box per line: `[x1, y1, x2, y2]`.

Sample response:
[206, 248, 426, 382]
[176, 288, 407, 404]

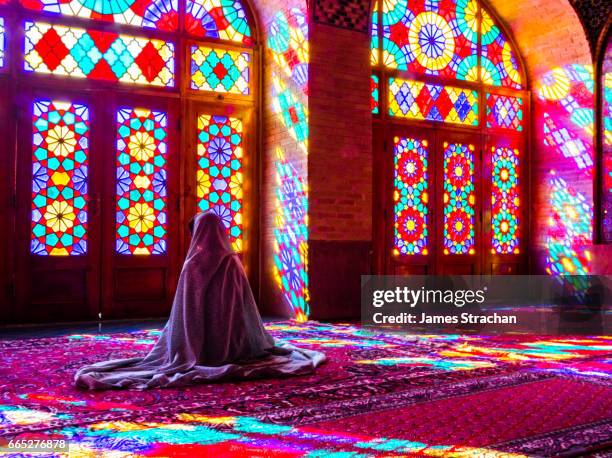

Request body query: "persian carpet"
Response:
[0, 321, 611, 457]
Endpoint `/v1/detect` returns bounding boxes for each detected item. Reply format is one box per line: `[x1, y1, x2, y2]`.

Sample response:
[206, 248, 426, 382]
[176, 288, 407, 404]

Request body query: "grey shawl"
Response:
[75, 212, 325, 390]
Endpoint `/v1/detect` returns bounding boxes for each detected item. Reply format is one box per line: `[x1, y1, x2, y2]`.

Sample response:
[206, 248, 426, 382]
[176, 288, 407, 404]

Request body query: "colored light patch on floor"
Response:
[13, 414, 529, 458]
[1, 321, 611, 455]
[0, 406, 71, 427]
[355, 356, 496, 371]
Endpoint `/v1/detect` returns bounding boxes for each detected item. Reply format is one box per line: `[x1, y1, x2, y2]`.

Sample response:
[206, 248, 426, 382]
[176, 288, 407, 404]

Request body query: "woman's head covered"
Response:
[187, 212, 233, 257]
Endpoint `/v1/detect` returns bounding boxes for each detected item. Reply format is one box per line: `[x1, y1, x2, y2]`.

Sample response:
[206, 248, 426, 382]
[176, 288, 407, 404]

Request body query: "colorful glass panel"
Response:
[186, 0, 252, 45]
[21, 0, 178, 31]
[481, 8, 522, 89]
[371, 1, 379, 66]
[394, 137, 428, 255]
[267, 8, 308, 95]
[443, 142, 475, 254]
[116, 108, 168, 255]
[0, 18, 4, 68]
[273, 148, 309, 322]
[196, 115, 243, 252]
[371, 74, 379, 114]
[24, 22, 175, 87]
[389, 77, 478, 125]
[602, 39, 612, 242]
[381, 0, 478, 80]
[491, 146, 520, 254]
[190, 45, 250, 94]
[31, 100, 89, 256]
[486, 93, 523, 131]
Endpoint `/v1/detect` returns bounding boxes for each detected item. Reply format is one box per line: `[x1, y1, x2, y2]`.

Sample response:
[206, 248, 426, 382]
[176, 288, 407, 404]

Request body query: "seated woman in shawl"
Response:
[75, 212, 325, 390]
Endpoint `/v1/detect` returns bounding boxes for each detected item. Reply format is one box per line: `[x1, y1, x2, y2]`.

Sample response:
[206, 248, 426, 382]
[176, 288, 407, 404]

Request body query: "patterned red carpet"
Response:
[0, 321, 611, 457]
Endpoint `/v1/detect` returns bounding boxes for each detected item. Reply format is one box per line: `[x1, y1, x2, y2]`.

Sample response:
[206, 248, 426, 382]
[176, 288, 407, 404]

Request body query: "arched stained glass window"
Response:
[481, 8, 522, 89]
[372, 0, 527, 273]
[185, 0, 252, 44]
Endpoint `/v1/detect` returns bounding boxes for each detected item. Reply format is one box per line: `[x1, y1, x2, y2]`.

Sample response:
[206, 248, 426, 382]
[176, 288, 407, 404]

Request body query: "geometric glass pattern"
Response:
[394, 136, 428, 255]
[273, 148, 309, 322]
[481, 8, 522, 89]
[389, 77, 478, 125]
[116, 108, 168, 255]
[486, 93, 523, 131]
[196, 114, 243, 252]
[443, 142, 475, 255]
[31, 100, 89, 256]
[491, 146, 519, 254]
[24, 22, 175, 87]
[380, 0, 479, 80]
[371, 0, 379, 66]
[602, 39, 612, 242]
[371, 74, 379, 114]
[0, 17, 4, 68]
[21, 0, 178, 31]
[185, 0, 252, 45]
[190, 45, 250, 94]
[487, 94, 523, 132]
[267, 8, 308, 95]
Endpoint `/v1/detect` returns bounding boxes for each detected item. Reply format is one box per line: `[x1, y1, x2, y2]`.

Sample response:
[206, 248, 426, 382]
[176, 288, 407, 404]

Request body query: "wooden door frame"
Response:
[184, 99, 259, 291]
[14, 87, 103, 322]
[374, 120, 527, 276]
[99, 93, 182, 319]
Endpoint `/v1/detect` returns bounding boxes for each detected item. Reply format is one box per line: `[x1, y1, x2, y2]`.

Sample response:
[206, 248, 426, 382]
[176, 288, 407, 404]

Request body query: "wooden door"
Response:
[99, 95, 180, 319]
[14, 90, 102, 322]
[386, 126, 437, 275]
[382, 127, 484, 275]
[185, 101, 257, 284]
[434, 130, 482, 275]
[482, 133, 527, 274]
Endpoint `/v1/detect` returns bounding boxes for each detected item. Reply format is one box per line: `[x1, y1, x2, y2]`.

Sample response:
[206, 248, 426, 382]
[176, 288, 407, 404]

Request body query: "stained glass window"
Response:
[380, 0, 478, 80]
[491, 146, 519, 254]
[0, 18, 4, 68]
[190, 45, 250, 94]
[443, 142, 475, 255]
[186, 0, 252, 45]
[486, 93, 523, 131]
[389, 78, 478, 125]
[371, 1, 379, 66]
[31, 100, 89, 256]
[602, 38, 612, 242]
[197, 114, 243, 252]
[371, 74, 379, 114]
[24, 22, 175, 87]
[21, 0, 178, 31]
[394, 136, 428, 255]
[481, 8, 522, 89]
[116, 108, 168, 255]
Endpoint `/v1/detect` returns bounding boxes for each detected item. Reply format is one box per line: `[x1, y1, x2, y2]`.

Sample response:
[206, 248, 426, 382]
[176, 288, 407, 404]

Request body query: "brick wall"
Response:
[309, 22, 372, 242]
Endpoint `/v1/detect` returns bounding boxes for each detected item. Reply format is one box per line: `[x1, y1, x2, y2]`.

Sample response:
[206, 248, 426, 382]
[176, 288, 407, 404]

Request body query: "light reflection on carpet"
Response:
[9, 414, 528, 458]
